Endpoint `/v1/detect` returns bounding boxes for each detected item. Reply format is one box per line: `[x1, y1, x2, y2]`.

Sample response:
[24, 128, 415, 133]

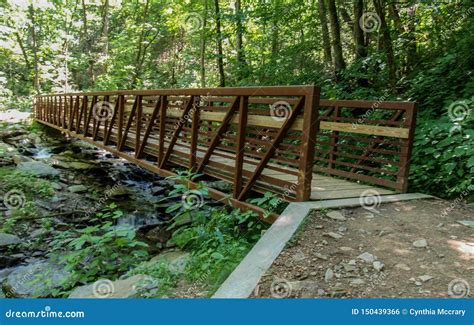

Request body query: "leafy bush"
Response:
[49, 204, 149, 292]
[410, 109, 473, 199]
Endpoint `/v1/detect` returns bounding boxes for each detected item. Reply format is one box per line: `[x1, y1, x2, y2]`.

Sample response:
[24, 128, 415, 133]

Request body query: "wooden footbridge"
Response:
[33, 86, 416, 219]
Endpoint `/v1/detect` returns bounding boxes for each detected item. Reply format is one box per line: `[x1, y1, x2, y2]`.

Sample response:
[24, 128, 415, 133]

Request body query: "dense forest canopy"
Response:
[0, 0, 473, 197]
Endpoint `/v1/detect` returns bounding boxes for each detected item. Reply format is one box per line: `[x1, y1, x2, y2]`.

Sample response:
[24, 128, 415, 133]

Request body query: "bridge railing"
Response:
[34, 86, 320, 202]
[315, 99, 417, 192]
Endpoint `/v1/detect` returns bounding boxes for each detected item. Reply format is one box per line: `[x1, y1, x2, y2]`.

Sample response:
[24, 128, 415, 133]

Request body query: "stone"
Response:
[395, 263, 411, 271]
[324, 268, 334, 282]
[150, 250, 189, 274]
[358, 252, 377, 263]
[69, 275, 157, 298]
[17, 161, 60, 177]
[50, 182, 63, 190]
[67, 185, 88, 193]
[350, 279, 365, 286]
[3, 261, 70, 297]
[373, 261, 384, 272]
[151, 186, 166, 195]
[0, 233, 21, 247]
[418, 275, 433, 282]
[338, 226, 348, 233]
[326, 211, 346, 221]
[342, 263, 356, 272]
[325, 232, 343, 240]
[314, 253, 328, 260]
[412, 239, 428, 248]
[457, 220, 474, 229]
[340, 247, 353, 252]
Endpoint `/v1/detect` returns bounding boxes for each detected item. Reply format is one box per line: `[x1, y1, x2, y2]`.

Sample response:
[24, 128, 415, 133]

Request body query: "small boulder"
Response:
[326, 211, 347, 221]
[373, 261, 385, 272]
[413, 239, 428, 248]
[67, 185, 88, 193]
[324, 268, 334, 282]
[418, 275, 433, 282]
[358, 252, 377, 263]
[0, 232, 21, 247]
[150, 250, 189, 274]
[17, 161, 60, 177]
[69, 275, 157, 298]
[3, 261, 70, 297]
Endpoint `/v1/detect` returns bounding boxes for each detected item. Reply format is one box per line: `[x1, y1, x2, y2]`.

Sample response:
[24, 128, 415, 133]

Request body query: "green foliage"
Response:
[48, 204, 149, 292]
[126, 260, 177, 297]
[410, 102, 474, 199]
[0, 169, 54, 198]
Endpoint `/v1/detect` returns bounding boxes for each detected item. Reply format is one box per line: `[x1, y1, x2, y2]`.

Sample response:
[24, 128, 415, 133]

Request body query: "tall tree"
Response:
[235, 0, 247, 81]
[373, 0, 396, 88]
[28, 2, 40, 94]
[353, 0, 366, 60]
[214, 0, 225, 87]
[200, 0, 209, 87]
[317, 0, 332, 64]
[326, 0, 345, 75]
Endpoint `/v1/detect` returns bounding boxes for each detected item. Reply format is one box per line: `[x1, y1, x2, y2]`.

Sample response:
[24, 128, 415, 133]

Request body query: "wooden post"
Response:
[135, 95, 143, 158]
[296, 85, 320, 201]
[137, 97, 161, 158]
[398, 103, 417, 192]
[233, 95, 248, 199]
[190, 97, 200, 169]
[117, 95, 124, 146]
[328, 105, 340, 170]
[158, 95, 168, 165]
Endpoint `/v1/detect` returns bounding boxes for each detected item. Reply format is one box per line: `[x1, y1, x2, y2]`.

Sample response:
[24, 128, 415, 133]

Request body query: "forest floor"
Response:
[252, 199, 474, 298]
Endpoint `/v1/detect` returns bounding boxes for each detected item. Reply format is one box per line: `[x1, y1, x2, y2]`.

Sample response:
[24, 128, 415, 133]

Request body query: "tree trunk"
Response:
[131, 0, 150, 87]
[215, 0, 225, 87]
[235, 0, 247, 81]
[200, 0, 208, 87]
[102, 0, 110, 73]
[373, 0, 396, 89]
[405, 5, 417, 75]
[317, 0, 332, 64]
[28, 3, 40, 94]
[326, 0, 345, 75]
[353, 0, 366, 60]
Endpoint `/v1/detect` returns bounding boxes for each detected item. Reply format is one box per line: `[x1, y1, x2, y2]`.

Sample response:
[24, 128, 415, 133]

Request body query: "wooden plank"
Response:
[118, 96, 138, 151]
[190, 97, 200, 169]
[297, 86, 320, 201]
[158, 96, 168, 165]
[320, 121, 409, 139]
[196, 96, 240, 173]
[137, 97, 161, 158]
[83, 96, 97, 136]
[159, 96, 195, 169]
[135, 95, 143, 158]
[233, 96, 248, 199]
[238, 97, 305, 201]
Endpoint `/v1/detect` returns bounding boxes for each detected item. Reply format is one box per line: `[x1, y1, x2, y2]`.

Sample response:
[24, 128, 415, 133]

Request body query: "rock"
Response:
[412, 239, 428, 248]
[67, 185, 88, 193]
[395, 263, 411, 271]
[325, 232, 343, 240]
[324, 268, 334, 282]
[50, 182, 63, 190]
[150, 250, 189, 274]
[3, 261, 70, 297]
[30, 229, 48, 238]
[358, 252, 377, 263]
[151, 186, 166, 195]
[418, 275, 433, 282]
[457, 220, 474, 229]
[350, 279, 365, 286]
[340, 246, 353, 252]
[69, 274, 157, 298]
[292, 251, 306, 262]
[314, 253, 328, 260]
[0, 233, 21, 247]
[326, 211, 347, 221]
[338, 226, 348, 233]
[373, 261, 384, 272]
[108, 186, 130, 198]
[348, 259, 357, 266]
[17, 161, 60, 177]
[342, 263, 356, 272]
[415, 281, 422, 286]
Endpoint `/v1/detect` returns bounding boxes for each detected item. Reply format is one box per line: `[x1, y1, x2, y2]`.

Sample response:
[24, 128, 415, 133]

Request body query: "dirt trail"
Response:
[253, 199, 473, 298]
